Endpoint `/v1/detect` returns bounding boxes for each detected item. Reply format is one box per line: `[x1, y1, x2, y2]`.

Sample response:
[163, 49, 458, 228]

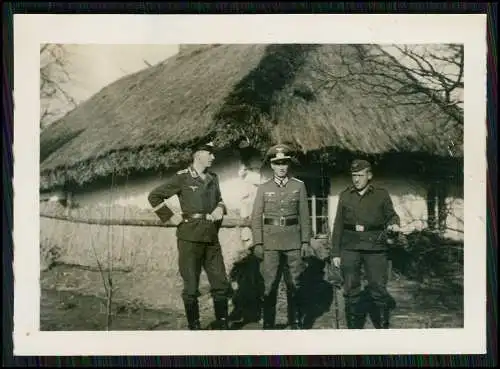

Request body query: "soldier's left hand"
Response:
[210, 207, 224, 221]
[387, 224, 400, 233]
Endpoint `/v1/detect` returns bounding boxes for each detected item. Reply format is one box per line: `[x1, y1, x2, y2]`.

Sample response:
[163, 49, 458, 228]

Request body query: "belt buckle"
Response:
[279, 217, 286, 226]
[355, 224, 364, 232]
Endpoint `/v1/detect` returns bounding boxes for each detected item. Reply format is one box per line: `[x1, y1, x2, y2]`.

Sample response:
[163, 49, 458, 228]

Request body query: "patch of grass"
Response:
[40, 288, 184, 331]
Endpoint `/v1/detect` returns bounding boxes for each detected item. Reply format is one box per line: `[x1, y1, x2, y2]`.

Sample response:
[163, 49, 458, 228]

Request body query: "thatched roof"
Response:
[40, 44, 463, 191]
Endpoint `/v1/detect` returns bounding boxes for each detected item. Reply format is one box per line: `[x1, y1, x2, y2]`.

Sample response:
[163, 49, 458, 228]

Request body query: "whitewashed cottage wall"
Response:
[69, 155, 254, 215]
[45, 156, 463, 241]
[327, 174, 463, 241]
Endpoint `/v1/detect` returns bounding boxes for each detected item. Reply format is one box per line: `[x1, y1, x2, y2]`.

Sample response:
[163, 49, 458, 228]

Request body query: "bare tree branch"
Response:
[40, 44, 78, 130]
[309, 44, 464, 130]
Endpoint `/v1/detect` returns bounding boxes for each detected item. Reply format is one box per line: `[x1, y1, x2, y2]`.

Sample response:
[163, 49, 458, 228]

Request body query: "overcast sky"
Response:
[61, 44, 179, 102]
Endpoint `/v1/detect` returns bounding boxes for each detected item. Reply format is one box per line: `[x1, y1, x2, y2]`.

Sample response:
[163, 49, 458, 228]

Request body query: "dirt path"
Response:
[41, 267, 463, 331]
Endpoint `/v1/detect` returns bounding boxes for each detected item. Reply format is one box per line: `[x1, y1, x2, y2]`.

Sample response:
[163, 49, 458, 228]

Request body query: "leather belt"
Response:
[264, 216, 299, 226]
[344, 224, 384, 232]
[183, 213, 208, 220]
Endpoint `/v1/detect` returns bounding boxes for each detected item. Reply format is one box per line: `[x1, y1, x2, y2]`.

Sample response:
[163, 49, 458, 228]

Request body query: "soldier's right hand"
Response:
[253, 244, 264, 260]
[331, 257, 341, 268]
[169, 213, 184, 226]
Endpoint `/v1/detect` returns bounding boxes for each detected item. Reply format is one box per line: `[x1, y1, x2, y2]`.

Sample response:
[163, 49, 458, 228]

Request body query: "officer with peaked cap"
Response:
[330, 158, 400, 329]
[250, 143, 311, 329]
[147, 139, 231, 330]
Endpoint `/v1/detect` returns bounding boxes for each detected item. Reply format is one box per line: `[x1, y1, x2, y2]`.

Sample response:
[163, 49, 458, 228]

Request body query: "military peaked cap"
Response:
[266, 143, 295, 163]
[194, 140, 216, 153]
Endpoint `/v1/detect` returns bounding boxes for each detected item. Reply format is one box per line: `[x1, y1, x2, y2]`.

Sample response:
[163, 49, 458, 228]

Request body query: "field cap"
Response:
[350, 159, 372, 173]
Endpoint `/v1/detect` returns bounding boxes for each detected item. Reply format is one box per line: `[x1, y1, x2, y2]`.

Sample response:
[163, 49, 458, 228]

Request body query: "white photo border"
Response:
[13, 13, 487, 356]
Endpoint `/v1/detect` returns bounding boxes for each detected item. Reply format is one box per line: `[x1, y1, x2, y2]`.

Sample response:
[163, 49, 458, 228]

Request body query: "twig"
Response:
[52, 261, 132, 273]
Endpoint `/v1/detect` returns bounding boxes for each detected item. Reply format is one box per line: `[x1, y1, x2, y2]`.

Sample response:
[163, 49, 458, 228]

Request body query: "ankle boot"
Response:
[345, 300, 366, 329]
[184, 300, 201, 330]
[213, 299, 229, 330]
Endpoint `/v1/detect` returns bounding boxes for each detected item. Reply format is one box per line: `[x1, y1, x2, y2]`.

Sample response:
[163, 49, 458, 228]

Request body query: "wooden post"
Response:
[65, 192, 73, 217]
[311, 194, 317, 237]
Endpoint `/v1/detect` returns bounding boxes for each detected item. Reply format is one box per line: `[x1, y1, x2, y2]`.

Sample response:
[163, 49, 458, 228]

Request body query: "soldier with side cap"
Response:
[250, 143, 312, 330]
[147, 140, 231, 330]
[330, 159, 400, 329]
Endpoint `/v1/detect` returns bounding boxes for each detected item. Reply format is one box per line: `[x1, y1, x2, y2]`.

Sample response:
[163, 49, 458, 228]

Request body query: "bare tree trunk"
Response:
[106, 275, 113, 331]
[437, 183, 448, 236]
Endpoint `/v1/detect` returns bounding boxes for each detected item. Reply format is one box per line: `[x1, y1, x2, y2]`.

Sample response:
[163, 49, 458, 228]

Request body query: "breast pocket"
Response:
[280, 192, 299, 214]
[287, 192, 300, 206]
[342, 204, 356, 222]
[263, 193, 278, 212]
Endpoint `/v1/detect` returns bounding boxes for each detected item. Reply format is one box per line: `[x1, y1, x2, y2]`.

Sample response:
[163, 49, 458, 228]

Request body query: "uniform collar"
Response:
[188, 165, 213, 182]
[274, 175, 289, 188]
[350, 184, 374, 194]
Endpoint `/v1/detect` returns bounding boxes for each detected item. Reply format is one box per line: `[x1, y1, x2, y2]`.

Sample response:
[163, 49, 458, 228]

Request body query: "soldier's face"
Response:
[195, 150, 215, 167]
[351, 168, 372, 190]
[271, 160, 289, 177]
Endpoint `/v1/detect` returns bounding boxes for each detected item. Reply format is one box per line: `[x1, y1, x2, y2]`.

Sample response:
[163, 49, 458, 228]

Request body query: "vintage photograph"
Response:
[39, 42, 465, 332]
[12, 13, 487, 356]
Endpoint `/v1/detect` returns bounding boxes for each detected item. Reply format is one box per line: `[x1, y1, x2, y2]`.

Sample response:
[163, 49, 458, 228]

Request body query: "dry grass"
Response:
[40, 44, 461, 192]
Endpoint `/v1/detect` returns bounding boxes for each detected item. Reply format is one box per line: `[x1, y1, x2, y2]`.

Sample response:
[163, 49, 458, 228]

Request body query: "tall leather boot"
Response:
[381, 307, 391, 329]
[383, 293, 396, 329]
[368, 302, 383, 329]
[287, 290, 302, 330]
[213, 299, 229, 330]
[262, 295, 277, 330]
[183, 300, 201, 330]
[345, 302, 357, 329]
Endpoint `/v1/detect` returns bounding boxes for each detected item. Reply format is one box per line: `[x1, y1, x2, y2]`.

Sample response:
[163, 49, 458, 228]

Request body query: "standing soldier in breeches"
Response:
[330, 159, 400, 329]
[148, 140, 231, 330]
[251, 144, 311, 330]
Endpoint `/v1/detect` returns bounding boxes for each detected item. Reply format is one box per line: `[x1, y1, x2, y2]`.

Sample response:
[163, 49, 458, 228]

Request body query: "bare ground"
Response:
[40, 263, 463, 331]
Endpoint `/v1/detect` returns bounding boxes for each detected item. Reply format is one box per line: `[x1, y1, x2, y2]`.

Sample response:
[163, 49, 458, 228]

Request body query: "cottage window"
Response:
[427, 180, 449, 234]
[308, 195, 330, 237]
[297, 173, 331, 239]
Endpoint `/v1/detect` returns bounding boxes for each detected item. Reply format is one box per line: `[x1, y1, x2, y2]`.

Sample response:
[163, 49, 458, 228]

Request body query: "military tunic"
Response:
[251, 177, 311, 251]
[148, 166, 227, 243]
[330, 184, 400, 314]
[330, 184, 400, 257]
[148, 166, 230, 304]
[251, 176, 311, 296]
